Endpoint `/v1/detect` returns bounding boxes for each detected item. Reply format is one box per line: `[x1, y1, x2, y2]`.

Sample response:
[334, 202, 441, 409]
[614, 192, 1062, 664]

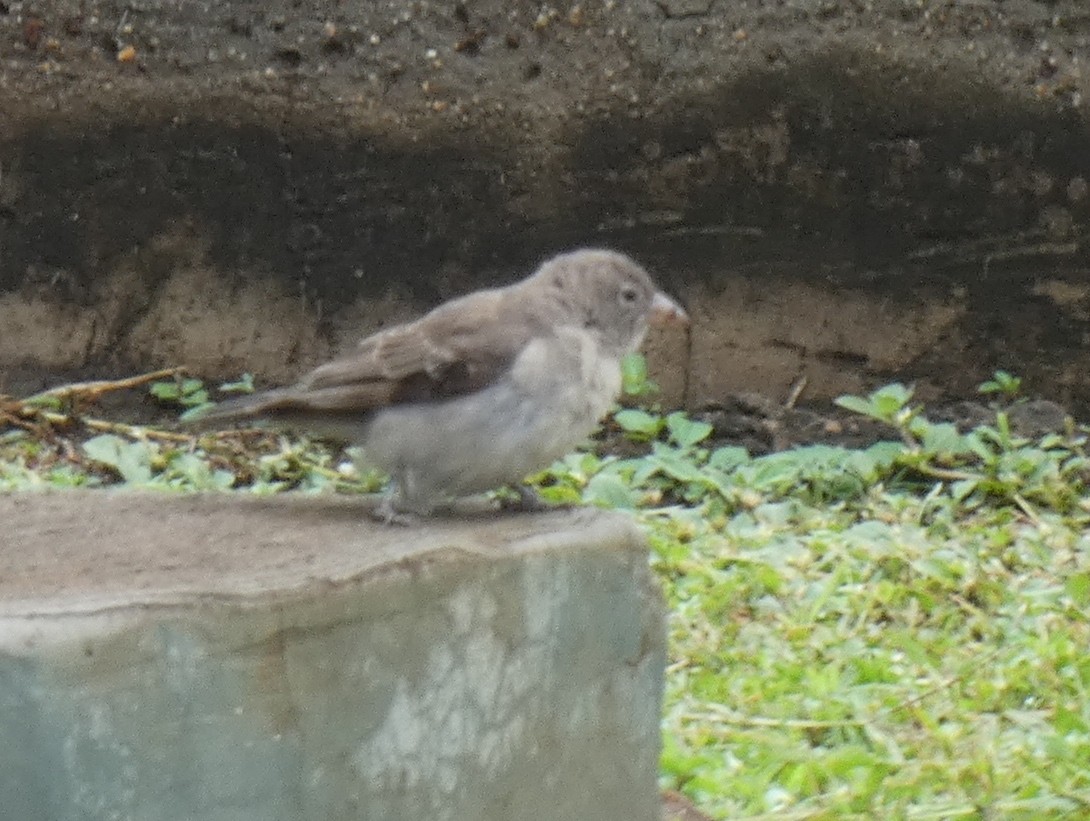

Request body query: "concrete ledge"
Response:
[0, 491, 665, 821]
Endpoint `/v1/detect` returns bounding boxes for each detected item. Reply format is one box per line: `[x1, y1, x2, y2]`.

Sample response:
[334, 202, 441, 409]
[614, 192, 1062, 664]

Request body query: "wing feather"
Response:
[189, 282, 557, 427]
[272, 288, 537, 413]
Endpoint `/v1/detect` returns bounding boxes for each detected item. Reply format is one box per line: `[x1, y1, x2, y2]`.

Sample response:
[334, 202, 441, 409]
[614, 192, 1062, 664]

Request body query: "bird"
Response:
[193, 248, 688, 522]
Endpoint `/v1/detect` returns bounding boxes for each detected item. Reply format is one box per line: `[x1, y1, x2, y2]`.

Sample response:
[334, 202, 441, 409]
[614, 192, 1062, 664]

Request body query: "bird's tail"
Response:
[182, 388, 295, 429]
[183, 388, 369, 445]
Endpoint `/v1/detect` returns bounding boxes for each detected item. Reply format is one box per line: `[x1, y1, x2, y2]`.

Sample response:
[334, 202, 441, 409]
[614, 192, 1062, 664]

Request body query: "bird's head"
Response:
[530, 249, 688, 356]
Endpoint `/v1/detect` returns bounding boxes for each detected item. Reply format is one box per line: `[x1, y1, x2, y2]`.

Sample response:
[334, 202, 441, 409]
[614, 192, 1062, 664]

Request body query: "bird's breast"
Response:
[510, 328, 622, 426]
[361, 327, 625, 500]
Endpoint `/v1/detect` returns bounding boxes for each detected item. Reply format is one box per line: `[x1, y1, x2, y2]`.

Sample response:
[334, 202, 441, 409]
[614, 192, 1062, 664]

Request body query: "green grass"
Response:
[542, 381, 1090, 818]
[651, 493, 1090, 819]
[3, 372, 1090, 818]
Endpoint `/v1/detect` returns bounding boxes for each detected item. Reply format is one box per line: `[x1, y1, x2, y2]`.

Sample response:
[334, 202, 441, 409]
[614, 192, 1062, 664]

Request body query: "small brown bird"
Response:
[195, 249, 687, 520]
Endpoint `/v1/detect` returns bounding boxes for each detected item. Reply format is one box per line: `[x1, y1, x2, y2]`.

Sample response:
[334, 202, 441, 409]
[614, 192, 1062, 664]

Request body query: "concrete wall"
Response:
[3, 2, 1090, 406]
[0, 492, 665, 821]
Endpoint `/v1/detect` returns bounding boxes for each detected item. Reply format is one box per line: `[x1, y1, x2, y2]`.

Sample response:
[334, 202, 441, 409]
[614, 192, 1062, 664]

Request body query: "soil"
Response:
[2, 2, 1090, 412]
[692, 393, 1073, 454]
[594, 392, 1076, 460]
[662, 790, 715, 821]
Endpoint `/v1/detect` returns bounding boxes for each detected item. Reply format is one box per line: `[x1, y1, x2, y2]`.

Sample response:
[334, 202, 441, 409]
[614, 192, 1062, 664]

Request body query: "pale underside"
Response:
[321, 326, 623, 513]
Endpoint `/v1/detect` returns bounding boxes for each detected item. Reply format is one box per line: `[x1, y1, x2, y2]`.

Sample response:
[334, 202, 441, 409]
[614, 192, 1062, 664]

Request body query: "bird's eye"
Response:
[620, 287, 639, 303]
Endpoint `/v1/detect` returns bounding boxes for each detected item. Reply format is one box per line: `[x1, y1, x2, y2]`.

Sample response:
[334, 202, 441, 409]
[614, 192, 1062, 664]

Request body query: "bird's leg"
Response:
[370, 493, 421, 527]
[370, 471, 437, 526]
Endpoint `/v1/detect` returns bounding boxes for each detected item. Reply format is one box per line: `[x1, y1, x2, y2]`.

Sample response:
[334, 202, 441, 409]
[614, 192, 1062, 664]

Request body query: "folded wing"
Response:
[195, 288, 539, 423]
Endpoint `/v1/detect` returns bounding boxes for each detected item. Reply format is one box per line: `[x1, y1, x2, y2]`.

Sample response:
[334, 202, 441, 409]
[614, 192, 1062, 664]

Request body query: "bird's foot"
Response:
[370, 494, 422, 527]
[498, 484, 569, 513]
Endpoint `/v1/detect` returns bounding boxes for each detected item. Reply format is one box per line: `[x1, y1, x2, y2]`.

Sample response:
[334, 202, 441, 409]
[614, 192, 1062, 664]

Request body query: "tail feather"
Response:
[183, 389, 294, 428]
[184, 388, 372, 444]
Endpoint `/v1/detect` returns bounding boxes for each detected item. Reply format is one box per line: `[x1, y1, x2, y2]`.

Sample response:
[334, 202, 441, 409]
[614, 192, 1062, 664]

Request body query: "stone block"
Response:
[0, 491, 665, 821]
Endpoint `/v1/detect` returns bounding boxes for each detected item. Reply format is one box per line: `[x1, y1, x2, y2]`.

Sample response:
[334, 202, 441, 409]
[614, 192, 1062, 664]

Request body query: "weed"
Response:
[978, 369, 1023, 402]
[3, 366, 1090, 818]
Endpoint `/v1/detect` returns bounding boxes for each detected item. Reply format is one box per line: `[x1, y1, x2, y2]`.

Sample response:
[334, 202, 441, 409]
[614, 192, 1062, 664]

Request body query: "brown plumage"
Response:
[194, 249, 687, 519]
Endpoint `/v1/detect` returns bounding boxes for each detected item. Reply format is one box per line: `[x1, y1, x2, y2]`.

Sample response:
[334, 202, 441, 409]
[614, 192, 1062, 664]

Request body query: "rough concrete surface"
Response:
[0, 491, 665, 821]
[2, 1, 1090, 407]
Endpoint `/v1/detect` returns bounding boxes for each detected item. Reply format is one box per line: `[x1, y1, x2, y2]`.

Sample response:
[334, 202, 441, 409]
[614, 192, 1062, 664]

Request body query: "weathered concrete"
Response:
[0, 491, 665, 821]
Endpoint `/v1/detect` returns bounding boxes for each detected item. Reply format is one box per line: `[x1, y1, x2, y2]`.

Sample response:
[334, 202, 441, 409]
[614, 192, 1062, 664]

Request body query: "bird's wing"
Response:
[250, 288, 539, 415]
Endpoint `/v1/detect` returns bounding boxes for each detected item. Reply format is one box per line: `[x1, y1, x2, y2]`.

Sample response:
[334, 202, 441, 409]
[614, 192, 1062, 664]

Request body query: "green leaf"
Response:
[184, 388, 210, 407]
[150, 378, 208, 408]
[950, 478, 978, 502]
[219, 373, 255, 394]
[837, 384, 914, 424]
[151, 377, 210, 407]
[82, 434, 155, 484]
[707, 446, 749, 473]
[157, 452, 236, 490]
[666, 412, 713, 448]
[920, 421, 967, 455]
[179, 402, 217, 423]
[833, 394, 877, 417]
[978, 369, 1022, 397]
[963, 431, 996, 463]
[647, 443, 709, 484]
[613, 408, 664, 440]
[1065, 573, 1090, 606]
[149, 381, 181, 401]
[584, 472, 639, 509]
[872, 383, 914, 417]
[863, 440, 905, 467]
[620, 353, 658, 397]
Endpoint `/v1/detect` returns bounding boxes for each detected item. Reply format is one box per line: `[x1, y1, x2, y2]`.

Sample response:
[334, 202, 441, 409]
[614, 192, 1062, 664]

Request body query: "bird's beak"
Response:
[649, 292, 689, 327]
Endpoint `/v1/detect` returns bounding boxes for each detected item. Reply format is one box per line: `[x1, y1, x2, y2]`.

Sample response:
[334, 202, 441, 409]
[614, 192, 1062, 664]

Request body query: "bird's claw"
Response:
[498, 484, 567, 513]
[371, 494, 421, 527]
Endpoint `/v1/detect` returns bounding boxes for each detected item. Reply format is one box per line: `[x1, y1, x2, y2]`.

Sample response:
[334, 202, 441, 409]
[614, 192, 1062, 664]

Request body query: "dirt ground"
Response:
[685, 393, 1072, 454]
[2, 1, 1090, 407]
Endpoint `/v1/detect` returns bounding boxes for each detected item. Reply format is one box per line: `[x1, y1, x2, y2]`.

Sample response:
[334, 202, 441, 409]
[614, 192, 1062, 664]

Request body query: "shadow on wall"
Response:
[2, 52, 1090, 405]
